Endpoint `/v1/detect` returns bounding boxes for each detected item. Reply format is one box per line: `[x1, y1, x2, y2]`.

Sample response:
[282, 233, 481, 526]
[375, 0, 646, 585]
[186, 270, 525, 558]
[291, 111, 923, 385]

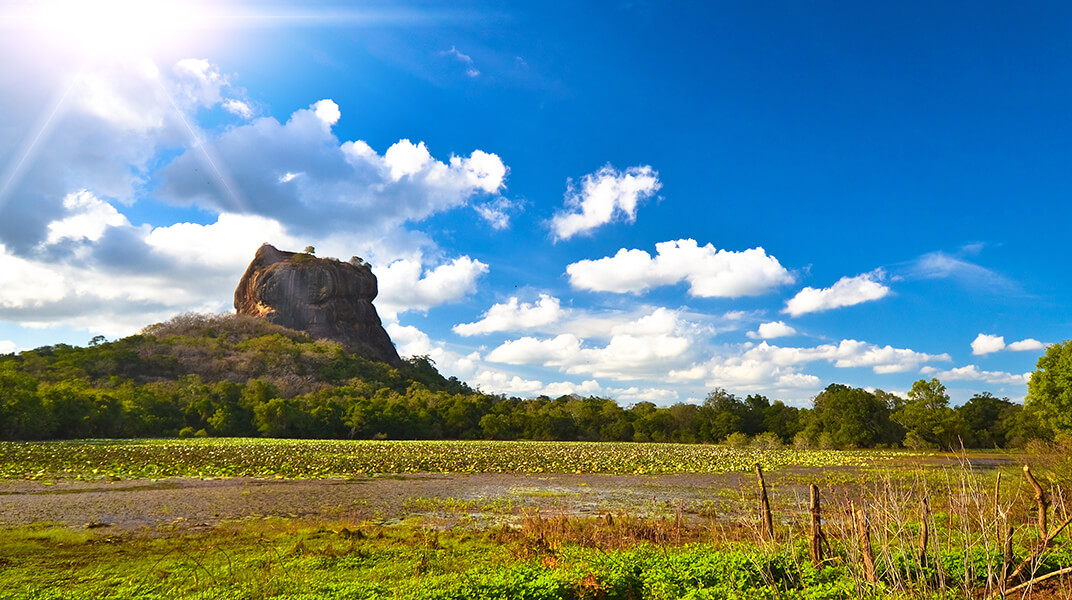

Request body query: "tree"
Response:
[892, 378, 958, 449]
[804, 384, 899, 449]
[1026, 340, 1072, 434]
[955, 392, 1015, 448]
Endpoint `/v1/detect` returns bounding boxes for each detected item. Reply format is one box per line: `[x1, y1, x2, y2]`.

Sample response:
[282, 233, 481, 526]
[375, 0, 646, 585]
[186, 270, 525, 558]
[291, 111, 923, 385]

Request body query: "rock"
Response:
[234, 243, 401, 365]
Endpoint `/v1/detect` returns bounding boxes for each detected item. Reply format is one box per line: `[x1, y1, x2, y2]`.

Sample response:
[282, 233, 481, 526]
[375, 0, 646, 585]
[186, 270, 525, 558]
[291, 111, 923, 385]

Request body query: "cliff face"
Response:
[234, 244, 401, 365]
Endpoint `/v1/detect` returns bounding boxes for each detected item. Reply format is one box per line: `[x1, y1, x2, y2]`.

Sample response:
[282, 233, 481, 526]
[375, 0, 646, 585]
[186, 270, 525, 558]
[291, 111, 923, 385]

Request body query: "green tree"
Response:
[0, 363, 48, 440]
[804, 384, 899, 449]
[955, 392, 1015, 448]
[892, 378, 958, 449]
[1026, 340, 1072, 434]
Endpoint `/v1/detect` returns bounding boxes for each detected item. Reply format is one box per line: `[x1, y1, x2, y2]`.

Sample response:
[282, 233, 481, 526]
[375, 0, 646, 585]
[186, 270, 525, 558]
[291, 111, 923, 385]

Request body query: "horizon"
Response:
[1, 0, 1069, 407]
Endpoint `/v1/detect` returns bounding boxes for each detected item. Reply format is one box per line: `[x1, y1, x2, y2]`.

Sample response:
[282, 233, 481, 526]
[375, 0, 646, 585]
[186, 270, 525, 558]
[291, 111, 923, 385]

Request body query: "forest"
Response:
[0, 313, 1058, 449]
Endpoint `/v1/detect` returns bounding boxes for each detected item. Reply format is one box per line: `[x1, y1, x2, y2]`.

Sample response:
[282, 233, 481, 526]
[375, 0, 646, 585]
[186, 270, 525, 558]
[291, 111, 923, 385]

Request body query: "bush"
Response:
[723, 432, 750, 448]
[751, 431, 782, 450]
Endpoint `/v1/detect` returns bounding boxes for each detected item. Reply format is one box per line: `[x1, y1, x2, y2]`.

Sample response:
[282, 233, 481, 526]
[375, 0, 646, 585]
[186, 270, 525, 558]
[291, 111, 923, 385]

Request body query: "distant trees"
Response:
[0, 314, 1056, 448]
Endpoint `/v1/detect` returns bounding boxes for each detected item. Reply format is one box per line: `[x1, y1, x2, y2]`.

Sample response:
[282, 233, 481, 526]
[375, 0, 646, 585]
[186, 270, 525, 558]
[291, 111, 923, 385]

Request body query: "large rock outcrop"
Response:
[234, 244, 401, 365]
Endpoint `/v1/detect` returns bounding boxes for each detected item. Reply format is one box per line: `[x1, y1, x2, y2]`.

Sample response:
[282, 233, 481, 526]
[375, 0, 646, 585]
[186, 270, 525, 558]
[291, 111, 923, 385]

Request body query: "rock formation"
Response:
[234, 243, 401, 365]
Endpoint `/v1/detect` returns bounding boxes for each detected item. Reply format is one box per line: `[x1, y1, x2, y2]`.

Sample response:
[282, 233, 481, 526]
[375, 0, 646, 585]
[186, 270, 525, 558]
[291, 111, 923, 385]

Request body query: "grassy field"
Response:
[1, 439, 1069, 599]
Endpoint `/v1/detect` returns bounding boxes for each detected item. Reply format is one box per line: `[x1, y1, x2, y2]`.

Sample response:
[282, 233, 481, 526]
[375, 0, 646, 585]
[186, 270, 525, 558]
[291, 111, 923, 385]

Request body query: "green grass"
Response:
[0, 519, 877, 599]
[0, 438, 917, 481]
[6, 514, 1061, 600]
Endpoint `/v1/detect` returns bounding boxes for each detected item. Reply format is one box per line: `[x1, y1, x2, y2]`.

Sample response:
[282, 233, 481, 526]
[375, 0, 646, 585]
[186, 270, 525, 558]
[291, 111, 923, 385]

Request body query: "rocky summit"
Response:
[234, 243, 401, 365]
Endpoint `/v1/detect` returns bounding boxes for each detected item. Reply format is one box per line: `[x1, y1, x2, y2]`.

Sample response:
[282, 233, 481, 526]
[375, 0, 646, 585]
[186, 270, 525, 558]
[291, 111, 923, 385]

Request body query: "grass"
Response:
[0, 517, 868, 599]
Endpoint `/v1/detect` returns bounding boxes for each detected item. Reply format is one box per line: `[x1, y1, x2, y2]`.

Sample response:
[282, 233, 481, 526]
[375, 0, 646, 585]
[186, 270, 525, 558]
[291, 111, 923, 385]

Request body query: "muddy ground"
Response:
[0, 468, 868, 533]
[0, 453, 1014, 534]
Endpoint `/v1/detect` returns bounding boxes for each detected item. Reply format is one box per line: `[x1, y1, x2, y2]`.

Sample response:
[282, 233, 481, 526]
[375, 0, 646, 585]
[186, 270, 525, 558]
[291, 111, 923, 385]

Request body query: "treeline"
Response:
[0, 314, 1052, 448]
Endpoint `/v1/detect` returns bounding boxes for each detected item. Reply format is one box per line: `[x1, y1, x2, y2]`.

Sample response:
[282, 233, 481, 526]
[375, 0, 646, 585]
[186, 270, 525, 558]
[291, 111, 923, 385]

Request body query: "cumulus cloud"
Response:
[377, 256, 489, 316]
[745, 340, 950, 374]
[1007, 338, 1045, 352]
[550, 165, 660, 241]
[486, 308, 698, 380]
[669, 338, 951, 399]
[453, 294, 565, 336]
[567, 239, 793, 297]
[971, 333, 1006, 356]
[471, 370, 602, 397]
[934, 365, 1031, 386]
[783, 271, 890, 316]
[971, 333, 1046, 355]
[157, 102, 508, 239]
[223, 99, 254, 119]
[44, 190, 129, 245]
[0, 340, 15, 354]
[144, 213, 298, 271]
[747, 321, 797, 340]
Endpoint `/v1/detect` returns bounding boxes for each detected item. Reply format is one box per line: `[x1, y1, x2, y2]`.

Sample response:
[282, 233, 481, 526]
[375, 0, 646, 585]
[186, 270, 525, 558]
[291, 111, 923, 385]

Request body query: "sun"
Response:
[14, 0, 223, 58]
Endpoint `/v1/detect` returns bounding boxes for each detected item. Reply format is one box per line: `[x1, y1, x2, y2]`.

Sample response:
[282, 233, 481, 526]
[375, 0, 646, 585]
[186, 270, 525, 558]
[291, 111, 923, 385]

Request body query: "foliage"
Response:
[1027, 340, 1072, 434]
[0, 438, 905, 480]
[802, 384, 903, 449]
[892, 378, 957, 449]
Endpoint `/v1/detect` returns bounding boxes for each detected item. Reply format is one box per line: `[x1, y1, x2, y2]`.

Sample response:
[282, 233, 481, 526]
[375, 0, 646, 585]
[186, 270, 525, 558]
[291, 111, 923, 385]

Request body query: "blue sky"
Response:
[0, 0, 1069, 406]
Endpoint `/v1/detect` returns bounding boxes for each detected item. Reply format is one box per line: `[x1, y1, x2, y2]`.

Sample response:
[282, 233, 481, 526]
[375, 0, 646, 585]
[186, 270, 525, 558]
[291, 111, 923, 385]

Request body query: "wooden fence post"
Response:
[852, 502, 877, 584]
[755, 464, 774, 542]
[809, 484, 824, 567]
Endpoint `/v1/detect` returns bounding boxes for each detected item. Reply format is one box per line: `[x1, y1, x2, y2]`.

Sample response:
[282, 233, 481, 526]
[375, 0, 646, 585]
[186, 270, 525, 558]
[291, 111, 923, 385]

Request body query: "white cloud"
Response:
[971, 333, 1005, 356]
[1007, 338, 1045, 352]
[442, 46, 480, 78]
[172, 58, 228, 108]
[454, 294, 565, 336]
[550, 165, 661, 241]
[608, 386, 679, 404]
[312, 99, 340, 127]
[44, 190, 129, 245]
[783, 271, 890, 316]
[473, 197, 520, 230]
[971, 334, 1046, 355]
[740, 339, 949, 374]
[384, 320, 480, 377]
[0, 340, 15, 354]
[567, 239, 793, 297]
[144, 213, 299, 271]
[747, 321, 797, 340]
[486, 307, 698, 380]
[670, 338, 951, 398]
[377, 256, 489, 316]
[158, 102, 508, 239]
[0, 244, 68, 308]
[223, 99, 254, 119]
[905, 251, 1015, 291]
[935, 365, 1031, 386]
[472, 370, 601, 397]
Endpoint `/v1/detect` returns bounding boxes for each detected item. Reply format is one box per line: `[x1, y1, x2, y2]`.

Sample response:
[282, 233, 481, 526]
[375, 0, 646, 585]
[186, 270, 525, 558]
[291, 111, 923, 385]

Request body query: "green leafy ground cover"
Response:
[1, 517, 1024, 600]
[0, 438, 912, 480]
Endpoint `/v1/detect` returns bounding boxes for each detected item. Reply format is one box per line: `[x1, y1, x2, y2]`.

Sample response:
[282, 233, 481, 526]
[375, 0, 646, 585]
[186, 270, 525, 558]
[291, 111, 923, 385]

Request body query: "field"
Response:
[1, 439, 1070, 599]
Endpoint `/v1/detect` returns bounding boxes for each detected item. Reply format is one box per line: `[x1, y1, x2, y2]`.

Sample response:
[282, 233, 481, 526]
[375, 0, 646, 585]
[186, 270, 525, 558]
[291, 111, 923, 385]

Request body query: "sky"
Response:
[0, 0, 1069, 407]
